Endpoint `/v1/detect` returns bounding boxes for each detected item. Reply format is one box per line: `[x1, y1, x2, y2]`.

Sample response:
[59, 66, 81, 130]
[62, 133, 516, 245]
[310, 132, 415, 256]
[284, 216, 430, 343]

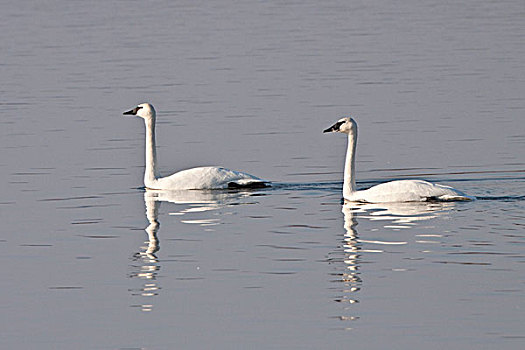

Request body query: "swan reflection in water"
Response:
[331, 200, 457, 327]
[129, 188, 261, 312]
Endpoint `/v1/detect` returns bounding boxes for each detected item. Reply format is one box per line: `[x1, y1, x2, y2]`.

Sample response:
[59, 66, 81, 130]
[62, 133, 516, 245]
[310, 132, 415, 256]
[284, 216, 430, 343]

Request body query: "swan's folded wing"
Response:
[350, 180, 473, 203]
[155, 166, 269, 190]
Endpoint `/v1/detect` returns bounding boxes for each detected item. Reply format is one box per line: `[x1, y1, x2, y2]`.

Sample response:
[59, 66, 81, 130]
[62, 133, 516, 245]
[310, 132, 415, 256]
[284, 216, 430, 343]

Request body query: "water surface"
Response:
[1, 0, 524, 349]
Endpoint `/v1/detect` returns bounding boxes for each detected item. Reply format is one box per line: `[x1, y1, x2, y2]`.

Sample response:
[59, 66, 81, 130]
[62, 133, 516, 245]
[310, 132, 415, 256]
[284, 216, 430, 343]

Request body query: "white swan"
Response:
[324, 117, 474, 203]
[123, 103, 270, 190]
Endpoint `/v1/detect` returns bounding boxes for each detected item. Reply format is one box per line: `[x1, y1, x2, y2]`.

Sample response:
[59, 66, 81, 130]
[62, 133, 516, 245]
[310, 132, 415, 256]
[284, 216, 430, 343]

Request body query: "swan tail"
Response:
[434, 194, 476, 202]
[227, 181, 271, 189]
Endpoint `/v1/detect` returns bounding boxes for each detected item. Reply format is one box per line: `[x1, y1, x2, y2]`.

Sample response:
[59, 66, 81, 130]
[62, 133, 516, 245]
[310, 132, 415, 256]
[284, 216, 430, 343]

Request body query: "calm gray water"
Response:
[1, 0, 524, 349]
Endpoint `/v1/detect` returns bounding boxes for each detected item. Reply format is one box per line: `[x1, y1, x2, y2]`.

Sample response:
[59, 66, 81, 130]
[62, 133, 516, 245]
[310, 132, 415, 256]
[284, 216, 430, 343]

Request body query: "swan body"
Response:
[324, 117, 474, 203]
[124, 103, 269, 190]
[344, 179, 471, 203]
[142, 166, 265, 190]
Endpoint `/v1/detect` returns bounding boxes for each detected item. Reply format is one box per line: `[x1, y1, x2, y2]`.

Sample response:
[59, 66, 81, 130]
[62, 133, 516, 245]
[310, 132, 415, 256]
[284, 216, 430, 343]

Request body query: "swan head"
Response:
[323, 117, 357, 134]
[123, 103, 156, 120]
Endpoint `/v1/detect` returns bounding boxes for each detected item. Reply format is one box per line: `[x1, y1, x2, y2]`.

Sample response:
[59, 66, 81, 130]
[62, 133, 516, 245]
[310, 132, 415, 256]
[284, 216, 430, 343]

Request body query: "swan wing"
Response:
[152, 166, 268, 190]
[348, 180, 473, 203]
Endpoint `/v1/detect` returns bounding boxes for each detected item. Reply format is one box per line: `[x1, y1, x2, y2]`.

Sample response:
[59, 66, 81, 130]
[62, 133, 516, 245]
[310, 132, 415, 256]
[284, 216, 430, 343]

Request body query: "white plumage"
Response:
[346, 179, 471, 203]
[124, 103, 269, 190]
[146, 166, 265, 190]
[324, 117, 474, 203]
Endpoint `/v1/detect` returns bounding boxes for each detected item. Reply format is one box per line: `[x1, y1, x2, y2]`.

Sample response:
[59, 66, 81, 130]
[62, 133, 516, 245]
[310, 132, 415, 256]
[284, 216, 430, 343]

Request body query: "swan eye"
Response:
[133, 106, 143, 114]
[333, 120, 345, 130]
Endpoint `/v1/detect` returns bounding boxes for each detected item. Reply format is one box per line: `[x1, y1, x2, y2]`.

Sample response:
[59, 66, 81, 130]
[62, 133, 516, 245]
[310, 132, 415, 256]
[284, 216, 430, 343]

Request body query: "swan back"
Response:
[347, 180, 474, 203]
[151, 166, 267, 190]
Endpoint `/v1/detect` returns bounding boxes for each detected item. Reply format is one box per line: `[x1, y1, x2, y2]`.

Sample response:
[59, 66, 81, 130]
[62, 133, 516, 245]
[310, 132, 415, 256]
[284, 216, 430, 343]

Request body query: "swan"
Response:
[323, 117, 474, 203]
[123, 103, 270, 190]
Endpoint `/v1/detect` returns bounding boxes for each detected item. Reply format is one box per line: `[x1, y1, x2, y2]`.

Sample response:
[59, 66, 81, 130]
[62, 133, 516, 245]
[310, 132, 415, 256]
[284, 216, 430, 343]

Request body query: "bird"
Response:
[323, 117, 474, 203]
[123, 103, 270, 190]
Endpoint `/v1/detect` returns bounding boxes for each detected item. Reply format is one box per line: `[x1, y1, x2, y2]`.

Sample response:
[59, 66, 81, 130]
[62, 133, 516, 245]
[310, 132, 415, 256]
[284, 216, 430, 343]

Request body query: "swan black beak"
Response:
[323, 121, 343, 133]
[123, 106, 142, 116]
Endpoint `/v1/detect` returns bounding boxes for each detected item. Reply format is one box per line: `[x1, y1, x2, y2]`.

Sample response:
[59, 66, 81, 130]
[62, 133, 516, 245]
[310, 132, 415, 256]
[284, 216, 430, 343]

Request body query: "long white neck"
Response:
[343, 129, 357, 198]
[144, 118, 158, 186]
